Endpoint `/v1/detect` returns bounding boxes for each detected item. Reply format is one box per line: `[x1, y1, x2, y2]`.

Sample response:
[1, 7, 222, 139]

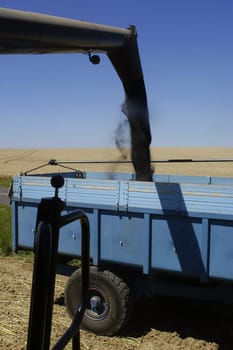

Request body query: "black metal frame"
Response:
[26, 175, 90, 350]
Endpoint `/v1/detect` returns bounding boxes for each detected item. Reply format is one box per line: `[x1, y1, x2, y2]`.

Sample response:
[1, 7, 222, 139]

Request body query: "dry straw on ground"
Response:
[0, 255, 228, 350]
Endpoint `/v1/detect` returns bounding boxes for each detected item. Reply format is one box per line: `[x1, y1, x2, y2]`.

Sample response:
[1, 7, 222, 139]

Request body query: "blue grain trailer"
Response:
[11, 169, 233, 335]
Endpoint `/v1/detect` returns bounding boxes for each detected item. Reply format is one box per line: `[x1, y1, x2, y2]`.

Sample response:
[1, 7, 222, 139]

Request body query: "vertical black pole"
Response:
[27, 176, 65, 350]
[27, 175, 90, 350]
[72, 331, 80, 350]
[26, 221, 53, 350]
[43, 197, 64, 350]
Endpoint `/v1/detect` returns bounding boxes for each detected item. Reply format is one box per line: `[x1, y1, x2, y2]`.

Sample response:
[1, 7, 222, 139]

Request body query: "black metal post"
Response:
[26, 175, 90, 350]
[26, 221, 53, 350]
[27, 176, 65, 350]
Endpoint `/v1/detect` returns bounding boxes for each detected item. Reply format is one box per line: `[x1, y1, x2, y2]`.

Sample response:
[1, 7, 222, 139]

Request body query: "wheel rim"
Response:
[85, 290, 109, 321]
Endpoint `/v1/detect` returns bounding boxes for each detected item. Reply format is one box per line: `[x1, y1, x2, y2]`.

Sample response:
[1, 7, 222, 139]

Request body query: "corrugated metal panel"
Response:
[13, 174, 233, 217]
[169, 175, 211, 184]
[180, 183, 233, 215]
[128, 181, 233, 217]
[65, 178, 119, 209]
[128, 182, 180, 212]
[12, 176, 67, 201]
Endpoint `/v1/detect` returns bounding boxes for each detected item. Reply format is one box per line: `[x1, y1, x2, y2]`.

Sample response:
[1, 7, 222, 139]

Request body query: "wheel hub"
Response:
[86, 294, 108, 320]
[90, 296, 103, 313]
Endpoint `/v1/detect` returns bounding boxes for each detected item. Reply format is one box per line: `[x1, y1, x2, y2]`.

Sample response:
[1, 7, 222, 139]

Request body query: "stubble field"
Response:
[1, 147, 233, 349]
[1, 147, 233, 177]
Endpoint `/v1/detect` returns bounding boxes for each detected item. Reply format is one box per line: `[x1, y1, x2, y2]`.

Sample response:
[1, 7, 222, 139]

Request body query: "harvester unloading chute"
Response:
[0, 7, 152, 180]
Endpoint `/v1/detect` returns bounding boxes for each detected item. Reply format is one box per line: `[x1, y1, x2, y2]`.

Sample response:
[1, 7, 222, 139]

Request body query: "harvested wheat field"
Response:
[1, 147, 233, 349]
[1, 255, 233, 350]
[0, 147, 233, 177]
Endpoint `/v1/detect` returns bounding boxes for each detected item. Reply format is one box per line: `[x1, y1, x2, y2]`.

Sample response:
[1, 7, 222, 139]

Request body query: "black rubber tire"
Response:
[64, 266, 132, 336]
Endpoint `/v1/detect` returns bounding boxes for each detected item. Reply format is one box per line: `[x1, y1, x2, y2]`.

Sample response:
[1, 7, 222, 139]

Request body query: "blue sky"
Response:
[0, 0, 233, 148]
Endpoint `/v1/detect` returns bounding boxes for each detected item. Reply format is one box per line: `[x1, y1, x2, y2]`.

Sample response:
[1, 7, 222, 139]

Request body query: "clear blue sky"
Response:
[0, 0, 233, 148]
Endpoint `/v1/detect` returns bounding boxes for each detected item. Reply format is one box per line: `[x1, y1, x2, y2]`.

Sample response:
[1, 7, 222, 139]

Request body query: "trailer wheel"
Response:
[64, 266, 132, 336]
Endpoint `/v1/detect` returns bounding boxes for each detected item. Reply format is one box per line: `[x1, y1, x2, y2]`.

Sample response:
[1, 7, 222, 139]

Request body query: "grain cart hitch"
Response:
[26, 175, 90, 350]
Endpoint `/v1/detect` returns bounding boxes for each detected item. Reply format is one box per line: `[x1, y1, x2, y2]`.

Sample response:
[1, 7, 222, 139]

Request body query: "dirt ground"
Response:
[1, 255, 233, 350]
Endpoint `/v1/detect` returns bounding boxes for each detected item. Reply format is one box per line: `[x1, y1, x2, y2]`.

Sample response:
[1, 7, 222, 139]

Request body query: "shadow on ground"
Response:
[55, 292, 233, 349]
[122, 295, 233, 350]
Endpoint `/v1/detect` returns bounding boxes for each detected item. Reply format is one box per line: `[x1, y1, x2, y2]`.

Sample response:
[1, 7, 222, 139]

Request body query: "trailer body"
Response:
[11, 172, 233, 289]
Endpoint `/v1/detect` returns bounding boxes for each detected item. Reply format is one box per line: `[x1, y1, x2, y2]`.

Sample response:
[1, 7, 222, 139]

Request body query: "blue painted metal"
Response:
[11, 171, 233, 301]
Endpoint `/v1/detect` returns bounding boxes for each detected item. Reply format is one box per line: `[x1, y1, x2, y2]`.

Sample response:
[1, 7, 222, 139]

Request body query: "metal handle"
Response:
[53, 213, 90, 350]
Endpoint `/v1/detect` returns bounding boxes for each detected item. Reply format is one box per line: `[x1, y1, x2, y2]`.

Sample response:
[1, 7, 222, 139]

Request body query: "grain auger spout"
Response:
[0, 7, 152, 181]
